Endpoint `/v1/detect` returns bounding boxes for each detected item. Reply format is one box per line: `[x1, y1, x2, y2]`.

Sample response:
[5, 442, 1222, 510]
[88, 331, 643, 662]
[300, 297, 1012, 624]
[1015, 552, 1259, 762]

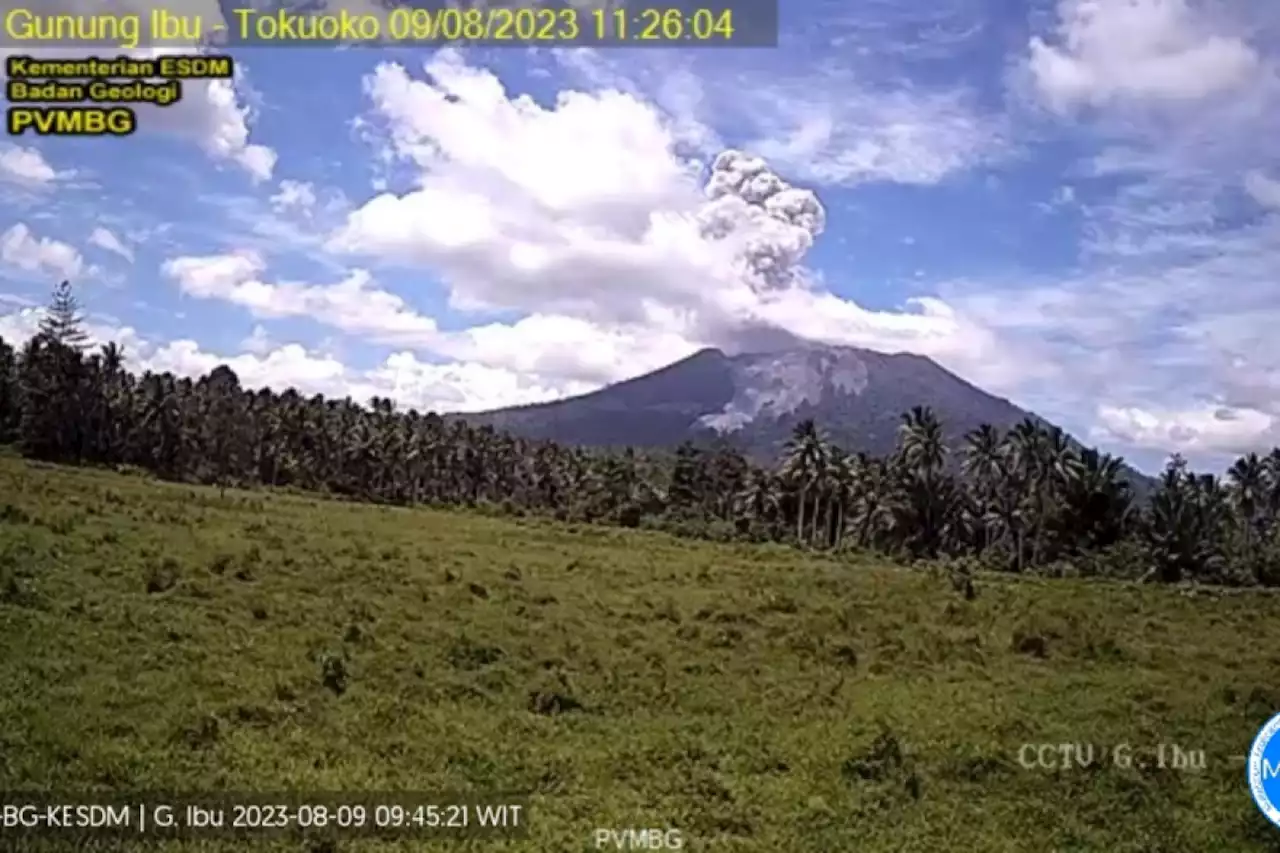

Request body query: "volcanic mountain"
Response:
[463, 344, 1061, 464]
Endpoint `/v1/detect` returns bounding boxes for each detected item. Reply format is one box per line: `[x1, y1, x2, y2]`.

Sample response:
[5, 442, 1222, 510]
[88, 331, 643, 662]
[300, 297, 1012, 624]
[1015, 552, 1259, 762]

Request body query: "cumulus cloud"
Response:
[1026, 0, 1262, 112]
[0, 305, 42, 344]
[0, 304, 144, 354]
[0, 144, 66, 187]
[433, 313, 699, 387]
[161, 251, 438, 345]
[142, 341, 597, 413]
[1093, 403, 1276, 457]
[6, 5, 1277, 473]
[149, 67, 275, 181]
[0, 224, 87, 280]
[944, 207, 1280, 464]
[329, 52, 739, 325]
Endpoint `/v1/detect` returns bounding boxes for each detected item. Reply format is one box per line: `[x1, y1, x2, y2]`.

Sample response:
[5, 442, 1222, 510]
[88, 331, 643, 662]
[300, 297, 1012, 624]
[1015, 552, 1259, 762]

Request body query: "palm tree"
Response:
[733, 468, 782, 537]
[1228, 453, 1266, 550]
[962, 424, 1004, 551]
[850, 456, 894, 550]
[893, 406, 957, 558]
[781, 419, 827, 545]
[1007, 419, 1050, 570]
[899, 406, 946, 476]
[1062, 448, 1133, 553]
[824, 447, 855, 549]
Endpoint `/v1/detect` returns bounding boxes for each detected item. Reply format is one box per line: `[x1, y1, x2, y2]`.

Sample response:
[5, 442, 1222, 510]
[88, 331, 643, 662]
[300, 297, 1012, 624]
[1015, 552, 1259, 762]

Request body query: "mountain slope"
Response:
[465, 344, 1045, 462]
[468, 348, 737, 450]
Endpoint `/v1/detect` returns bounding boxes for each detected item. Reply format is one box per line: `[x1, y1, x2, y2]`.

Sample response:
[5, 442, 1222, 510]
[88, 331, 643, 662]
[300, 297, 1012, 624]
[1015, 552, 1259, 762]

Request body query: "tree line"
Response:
[3, 282, 1279, 586]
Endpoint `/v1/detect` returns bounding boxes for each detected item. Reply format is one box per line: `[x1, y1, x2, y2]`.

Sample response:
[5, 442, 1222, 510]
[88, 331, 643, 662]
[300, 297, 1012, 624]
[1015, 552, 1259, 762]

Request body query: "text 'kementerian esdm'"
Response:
[5, 53, 232, 137]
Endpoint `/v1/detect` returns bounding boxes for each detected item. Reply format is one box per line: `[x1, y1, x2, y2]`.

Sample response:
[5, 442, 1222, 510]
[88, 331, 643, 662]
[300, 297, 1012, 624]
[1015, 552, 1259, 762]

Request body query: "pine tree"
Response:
[38, 280, 89, 350]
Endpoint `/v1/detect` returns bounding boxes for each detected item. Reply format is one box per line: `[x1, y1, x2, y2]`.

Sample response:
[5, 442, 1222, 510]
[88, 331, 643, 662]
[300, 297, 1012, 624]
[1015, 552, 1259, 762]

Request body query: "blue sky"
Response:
[2, 0, 1279, 474]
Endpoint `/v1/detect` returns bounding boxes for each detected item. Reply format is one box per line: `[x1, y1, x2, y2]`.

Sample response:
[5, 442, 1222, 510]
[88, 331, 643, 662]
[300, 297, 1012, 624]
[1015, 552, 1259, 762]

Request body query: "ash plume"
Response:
[697, 149, 827, 293]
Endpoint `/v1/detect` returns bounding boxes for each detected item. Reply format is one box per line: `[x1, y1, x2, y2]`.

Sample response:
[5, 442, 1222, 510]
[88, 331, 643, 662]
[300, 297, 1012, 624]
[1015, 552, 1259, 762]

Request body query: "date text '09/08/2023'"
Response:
[5, 54, 234, 138]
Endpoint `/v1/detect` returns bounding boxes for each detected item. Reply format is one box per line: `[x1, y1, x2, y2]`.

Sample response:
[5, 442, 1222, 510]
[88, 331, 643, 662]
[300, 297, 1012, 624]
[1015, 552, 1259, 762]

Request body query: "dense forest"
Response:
[3, 282, 1279, 586]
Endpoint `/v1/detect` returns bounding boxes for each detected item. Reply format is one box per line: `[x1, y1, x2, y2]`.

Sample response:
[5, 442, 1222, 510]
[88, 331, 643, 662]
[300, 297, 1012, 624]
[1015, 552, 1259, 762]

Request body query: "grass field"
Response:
[3, 456, 1280, 852]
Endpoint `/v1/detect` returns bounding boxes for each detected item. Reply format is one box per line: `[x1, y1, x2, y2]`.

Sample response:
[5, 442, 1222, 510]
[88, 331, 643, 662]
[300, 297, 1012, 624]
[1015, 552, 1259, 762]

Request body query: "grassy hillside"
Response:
[2, 456, 1280, 852]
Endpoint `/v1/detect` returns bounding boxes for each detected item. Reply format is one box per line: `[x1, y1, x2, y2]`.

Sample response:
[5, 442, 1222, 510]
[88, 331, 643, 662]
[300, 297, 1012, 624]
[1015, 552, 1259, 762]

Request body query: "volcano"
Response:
[463, 344, 1054, 462]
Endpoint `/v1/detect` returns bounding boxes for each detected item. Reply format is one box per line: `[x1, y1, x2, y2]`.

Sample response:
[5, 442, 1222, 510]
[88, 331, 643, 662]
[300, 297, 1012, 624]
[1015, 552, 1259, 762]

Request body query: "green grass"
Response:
[3, 457, 1280, 852]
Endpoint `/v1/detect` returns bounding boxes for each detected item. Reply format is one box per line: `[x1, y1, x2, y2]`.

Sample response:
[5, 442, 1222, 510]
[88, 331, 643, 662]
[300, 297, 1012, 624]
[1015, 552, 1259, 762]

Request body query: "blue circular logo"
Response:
[1249, 713, 1280, 826]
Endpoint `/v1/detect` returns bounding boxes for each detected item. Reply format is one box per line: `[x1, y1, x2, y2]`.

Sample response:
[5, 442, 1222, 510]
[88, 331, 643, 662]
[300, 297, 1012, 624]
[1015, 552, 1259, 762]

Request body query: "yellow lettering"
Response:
[2, 11, 141, 49]
[157, 55, 233, 79]
[4, 10, 33, 39]
[7, 107, 135, 136]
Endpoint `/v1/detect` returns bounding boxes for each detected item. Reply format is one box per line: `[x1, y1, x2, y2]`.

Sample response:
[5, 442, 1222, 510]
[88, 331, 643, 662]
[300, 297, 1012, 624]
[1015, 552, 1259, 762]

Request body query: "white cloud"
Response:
[140, 64, 276, 181]
[1094, 403, 1276, 456]
[143, 340, 594, 414]
[362, 351, 595, 412]
[70, 43, 1272, 468]
[0, 144, 64, 187]
[434, 313, 700, 386]
[1245, 171, 1280, 209]
[1026, 0, 1262, 112]
[270, 180, 318, 214]
[162, 251, 261, 295]
[0, 305, 42, 344]
[0, 223, 86, 280]
[148, 340, 350, 392]
[241, 324, 274, 355]
[88, 227, 134, 262]
[161, 251, 438, 345]
[329, 53, 736, 325]
[174, 46, 1028, 411]
[358, 52, 701, 216]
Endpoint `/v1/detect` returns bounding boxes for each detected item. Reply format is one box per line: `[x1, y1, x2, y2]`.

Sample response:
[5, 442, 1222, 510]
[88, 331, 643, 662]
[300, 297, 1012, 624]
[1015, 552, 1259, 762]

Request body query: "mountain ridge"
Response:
[465, 343, 1043, 460]
[462, 341, 1157, 495]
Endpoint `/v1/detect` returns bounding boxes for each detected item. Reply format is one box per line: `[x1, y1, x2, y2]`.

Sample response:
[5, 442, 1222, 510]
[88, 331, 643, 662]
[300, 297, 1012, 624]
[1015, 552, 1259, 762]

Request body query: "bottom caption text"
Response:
[0, 793, 528, 839]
